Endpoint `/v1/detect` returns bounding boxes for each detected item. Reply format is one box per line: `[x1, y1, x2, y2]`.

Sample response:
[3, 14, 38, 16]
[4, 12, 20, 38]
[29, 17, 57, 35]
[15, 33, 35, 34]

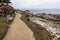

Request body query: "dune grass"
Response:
[20, 15, 53, 40]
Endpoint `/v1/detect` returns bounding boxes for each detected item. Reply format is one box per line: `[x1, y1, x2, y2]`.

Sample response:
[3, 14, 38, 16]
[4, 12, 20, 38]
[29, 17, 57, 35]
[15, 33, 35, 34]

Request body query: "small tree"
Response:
[0, 0, 2, 2]
[3, 0, 11, 3]
[0, 0, 11, 3]
[3, 0, 11, 5]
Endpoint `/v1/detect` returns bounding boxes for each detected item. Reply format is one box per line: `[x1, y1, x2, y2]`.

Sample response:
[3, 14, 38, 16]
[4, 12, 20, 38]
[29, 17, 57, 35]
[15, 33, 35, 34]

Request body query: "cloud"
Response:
[11, 0, 60, 9]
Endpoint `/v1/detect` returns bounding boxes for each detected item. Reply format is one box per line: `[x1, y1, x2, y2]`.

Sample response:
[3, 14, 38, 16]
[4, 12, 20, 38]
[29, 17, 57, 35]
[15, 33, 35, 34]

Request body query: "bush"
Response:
[0, 20, 8, 40]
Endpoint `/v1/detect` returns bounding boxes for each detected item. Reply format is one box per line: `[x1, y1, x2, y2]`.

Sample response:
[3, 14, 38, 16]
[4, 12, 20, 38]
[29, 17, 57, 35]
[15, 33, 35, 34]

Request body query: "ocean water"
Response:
[29, 9, 60, 14]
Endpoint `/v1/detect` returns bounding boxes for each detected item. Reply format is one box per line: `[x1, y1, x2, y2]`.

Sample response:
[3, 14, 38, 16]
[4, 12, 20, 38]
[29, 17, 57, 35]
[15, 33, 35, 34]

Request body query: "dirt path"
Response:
[3, 13, 35, 40]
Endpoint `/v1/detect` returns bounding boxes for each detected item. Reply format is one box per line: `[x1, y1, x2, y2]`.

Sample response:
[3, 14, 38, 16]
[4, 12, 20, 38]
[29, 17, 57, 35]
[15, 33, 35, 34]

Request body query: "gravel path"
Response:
[3, 13, 35, 40]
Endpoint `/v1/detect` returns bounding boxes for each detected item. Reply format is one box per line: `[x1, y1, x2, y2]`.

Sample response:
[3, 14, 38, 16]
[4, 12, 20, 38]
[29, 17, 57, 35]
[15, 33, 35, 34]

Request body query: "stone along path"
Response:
[3, 13, 35, 40]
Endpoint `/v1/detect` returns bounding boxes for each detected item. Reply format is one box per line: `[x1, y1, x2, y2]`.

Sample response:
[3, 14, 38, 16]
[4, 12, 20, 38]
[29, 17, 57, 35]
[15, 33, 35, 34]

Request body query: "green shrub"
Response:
[0, 20, 8, 40]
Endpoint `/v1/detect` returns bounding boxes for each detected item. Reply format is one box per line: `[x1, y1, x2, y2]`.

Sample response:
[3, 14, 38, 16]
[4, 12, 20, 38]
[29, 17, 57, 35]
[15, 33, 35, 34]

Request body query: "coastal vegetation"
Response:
[0, 16, 15, 40]
[0, 0, 15, 40]
[0, 20, 8, 40]
[20, 11, 53, 40]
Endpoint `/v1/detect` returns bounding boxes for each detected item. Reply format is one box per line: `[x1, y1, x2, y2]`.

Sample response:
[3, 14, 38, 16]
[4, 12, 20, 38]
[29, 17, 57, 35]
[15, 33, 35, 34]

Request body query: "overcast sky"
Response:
[11, 0, 60, 9]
